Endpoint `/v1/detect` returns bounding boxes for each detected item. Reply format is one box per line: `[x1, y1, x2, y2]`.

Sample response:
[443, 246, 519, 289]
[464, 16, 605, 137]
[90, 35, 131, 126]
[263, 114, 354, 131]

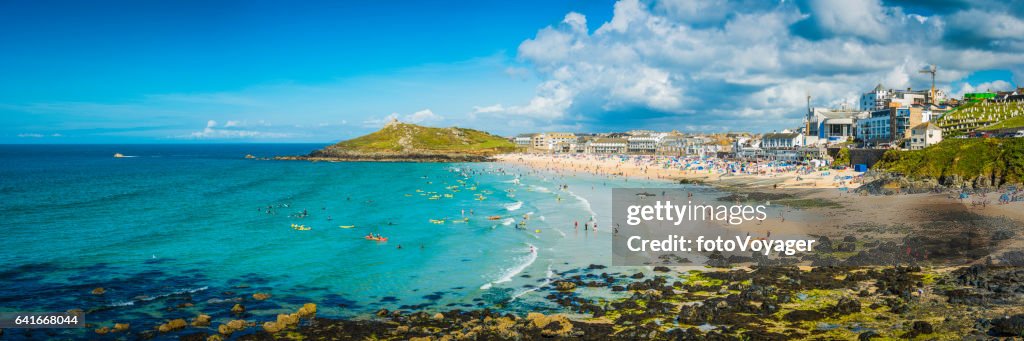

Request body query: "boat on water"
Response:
[487, 215, 502, 220]
[290, 224, 312, 231]
[429, 219, 445, 224]
[339, 225, 355, 229]
[364, 236, 388, 242]
[113, 153, 125, 158]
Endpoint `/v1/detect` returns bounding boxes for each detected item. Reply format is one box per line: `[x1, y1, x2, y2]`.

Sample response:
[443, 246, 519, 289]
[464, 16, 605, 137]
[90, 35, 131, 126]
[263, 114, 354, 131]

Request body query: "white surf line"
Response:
[480, 244, 538, 290]
[110, 286, 209, 307]
[565, 189, 596, 220]
[511, 262, 555, 301]
[504, 201, 523, 211]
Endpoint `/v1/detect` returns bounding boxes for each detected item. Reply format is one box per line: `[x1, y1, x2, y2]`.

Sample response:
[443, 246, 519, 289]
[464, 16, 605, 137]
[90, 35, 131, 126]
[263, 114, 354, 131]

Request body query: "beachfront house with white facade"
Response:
[732, 136, 762, 159]
[907, 122, 942, 150]
[761, 132, 803, 160]
[761, 132, 802, 149]
[513, 134, 535, 148]
[627, 133, 665, 154]
[586, 138, 627, 154]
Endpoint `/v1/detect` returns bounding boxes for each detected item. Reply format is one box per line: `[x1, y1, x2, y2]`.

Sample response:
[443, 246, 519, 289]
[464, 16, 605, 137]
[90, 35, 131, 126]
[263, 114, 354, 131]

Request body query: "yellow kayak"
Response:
[339, 225, 355, 229]
[429, 219, 445, 224]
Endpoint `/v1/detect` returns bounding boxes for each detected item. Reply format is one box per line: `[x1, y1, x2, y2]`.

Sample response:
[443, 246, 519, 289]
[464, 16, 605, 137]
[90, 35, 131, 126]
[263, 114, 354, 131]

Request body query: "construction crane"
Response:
[919, 64, 937, 103]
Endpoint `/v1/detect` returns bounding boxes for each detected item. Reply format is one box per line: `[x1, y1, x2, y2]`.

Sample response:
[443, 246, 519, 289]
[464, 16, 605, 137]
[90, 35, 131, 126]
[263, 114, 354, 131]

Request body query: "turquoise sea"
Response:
[0, 144, 671, 339]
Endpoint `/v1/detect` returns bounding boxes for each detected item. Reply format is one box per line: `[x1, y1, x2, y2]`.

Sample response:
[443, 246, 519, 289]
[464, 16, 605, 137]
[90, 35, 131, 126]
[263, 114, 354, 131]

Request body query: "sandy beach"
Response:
[495, 153, 865, 189]
[497, 152, 1024, 265]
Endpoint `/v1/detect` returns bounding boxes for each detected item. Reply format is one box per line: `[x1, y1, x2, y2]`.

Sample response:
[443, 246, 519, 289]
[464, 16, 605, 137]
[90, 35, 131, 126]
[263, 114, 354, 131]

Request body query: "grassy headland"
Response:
[278, 121, 516, 162]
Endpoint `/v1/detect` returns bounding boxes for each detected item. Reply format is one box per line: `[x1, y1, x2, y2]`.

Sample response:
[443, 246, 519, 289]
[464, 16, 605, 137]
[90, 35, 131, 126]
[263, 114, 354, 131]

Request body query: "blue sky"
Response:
[2, 0, 1023, 143]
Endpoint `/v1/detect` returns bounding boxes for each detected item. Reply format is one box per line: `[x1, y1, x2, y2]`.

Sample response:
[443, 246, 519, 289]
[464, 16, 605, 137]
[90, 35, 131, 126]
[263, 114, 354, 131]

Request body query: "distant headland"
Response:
[276, 118, 516, 162]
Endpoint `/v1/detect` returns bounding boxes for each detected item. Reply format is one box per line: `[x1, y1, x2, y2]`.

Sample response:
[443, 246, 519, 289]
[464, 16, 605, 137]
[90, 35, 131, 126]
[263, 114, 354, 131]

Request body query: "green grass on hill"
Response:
[980, 115, 1024, 131]
[936, 101, 1024, 136]
[326, 122, 515, 154]
[873, 138, 1024, 184]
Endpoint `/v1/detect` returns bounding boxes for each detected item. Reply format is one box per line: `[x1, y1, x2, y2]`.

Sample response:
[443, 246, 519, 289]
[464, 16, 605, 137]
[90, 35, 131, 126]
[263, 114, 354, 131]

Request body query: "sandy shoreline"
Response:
[494, 153, 865, 189]
[495, 152, 1024, 264]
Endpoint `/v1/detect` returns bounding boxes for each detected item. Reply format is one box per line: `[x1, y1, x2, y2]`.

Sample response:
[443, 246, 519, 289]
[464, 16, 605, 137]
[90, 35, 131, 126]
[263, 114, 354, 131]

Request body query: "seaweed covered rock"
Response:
[157, 319, 187, 333]
[990, 314, 1024, 337]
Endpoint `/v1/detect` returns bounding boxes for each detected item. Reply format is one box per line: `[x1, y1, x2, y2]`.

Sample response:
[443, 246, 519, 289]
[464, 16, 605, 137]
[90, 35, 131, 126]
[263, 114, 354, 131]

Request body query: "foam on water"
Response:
[110, 286, 209, 307]
[566, 189, 596, 219]
[480, 244, 538, 290]
[504, 201, 523, 211]
[511, 262, 554, 300]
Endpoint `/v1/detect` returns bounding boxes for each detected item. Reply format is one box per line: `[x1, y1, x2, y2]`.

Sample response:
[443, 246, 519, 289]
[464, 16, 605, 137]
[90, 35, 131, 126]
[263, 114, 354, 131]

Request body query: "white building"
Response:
[586, 138, 627, 154]
[627, 133, 666, 154]
[513, 134, 535, 147]
[761, 132, 802, 149]
[804, 108, 862, 144]
[732, 137, 762, 159]
[907, 122, 942, 150]
[860, 84, 948, 111]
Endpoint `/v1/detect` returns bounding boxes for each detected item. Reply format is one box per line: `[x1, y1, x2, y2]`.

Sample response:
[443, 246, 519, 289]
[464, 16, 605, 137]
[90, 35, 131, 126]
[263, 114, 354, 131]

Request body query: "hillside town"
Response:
[510, 82, 1024, 165]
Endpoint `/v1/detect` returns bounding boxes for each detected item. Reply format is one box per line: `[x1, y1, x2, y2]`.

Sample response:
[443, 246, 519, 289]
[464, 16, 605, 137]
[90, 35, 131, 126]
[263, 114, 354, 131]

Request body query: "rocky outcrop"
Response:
[157, 319, 186, 333]
[990, 314, 1024, 337]
[217, 319, 248, 336]
[191, 314, 211, 327]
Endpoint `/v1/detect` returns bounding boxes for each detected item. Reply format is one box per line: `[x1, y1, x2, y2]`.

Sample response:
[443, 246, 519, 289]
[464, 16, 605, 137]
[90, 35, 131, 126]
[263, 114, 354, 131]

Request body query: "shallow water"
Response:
[0, 144, 677, 338]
